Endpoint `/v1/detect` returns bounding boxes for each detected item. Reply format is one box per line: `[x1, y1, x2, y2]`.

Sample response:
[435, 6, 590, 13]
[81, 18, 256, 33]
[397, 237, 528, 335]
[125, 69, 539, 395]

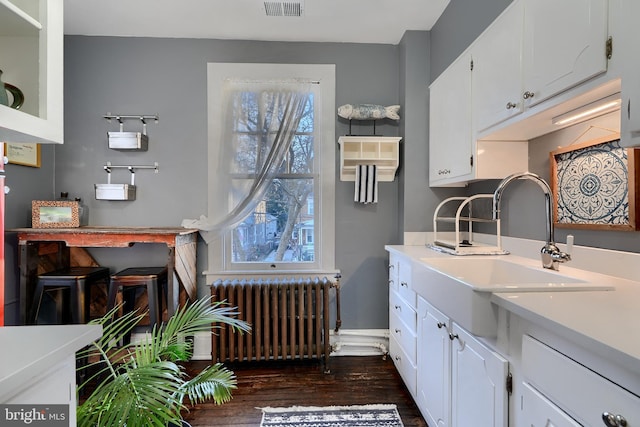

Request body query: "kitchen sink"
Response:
[419, 257, 613, 292]
[412, 256, 614, 337]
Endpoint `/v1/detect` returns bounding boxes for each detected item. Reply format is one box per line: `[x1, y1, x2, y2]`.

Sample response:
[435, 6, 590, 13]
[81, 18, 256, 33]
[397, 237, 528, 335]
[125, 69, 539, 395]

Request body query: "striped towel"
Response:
[354, 164, 378, 204]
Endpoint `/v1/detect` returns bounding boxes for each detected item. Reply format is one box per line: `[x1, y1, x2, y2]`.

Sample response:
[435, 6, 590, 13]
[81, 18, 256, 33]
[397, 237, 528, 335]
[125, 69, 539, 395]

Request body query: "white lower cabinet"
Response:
[388, 254, 418, 397]
[417, 296, 509, 427]
[520, 383, 581, 427]
[521, 335, 640, 427]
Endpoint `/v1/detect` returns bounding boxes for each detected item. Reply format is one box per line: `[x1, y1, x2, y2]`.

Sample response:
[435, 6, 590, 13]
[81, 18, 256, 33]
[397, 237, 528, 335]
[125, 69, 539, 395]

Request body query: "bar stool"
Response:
[30, 266, 111, 324]
[107, 267, 168, 332]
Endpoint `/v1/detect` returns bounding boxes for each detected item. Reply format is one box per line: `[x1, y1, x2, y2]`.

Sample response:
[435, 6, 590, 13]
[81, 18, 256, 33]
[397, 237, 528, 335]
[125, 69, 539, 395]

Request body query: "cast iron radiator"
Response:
[211, 276, 338, 371]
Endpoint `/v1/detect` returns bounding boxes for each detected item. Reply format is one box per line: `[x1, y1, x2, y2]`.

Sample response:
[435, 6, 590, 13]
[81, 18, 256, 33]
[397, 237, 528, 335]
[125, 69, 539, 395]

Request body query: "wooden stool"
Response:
[30, 266, 111, 324]
[107, 267, 168, 331]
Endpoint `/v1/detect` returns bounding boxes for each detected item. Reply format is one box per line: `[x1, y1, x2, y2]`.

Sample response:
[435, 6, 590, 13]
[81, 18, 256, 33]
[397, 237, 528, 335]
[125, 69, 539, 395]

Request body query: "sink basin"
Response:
[411, 256, 614, 337]
[420, 257, 613, 292]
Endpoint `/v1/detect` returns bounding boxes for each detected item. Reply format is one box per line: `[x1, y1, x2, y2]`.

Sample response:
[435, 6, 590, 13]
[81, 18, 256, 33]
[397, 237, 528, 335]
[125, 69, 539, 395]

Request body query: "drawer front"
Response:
[389, 334, 417, 398]
[397, 259, 417, 307]
[390, 289, 417, 332]
[390, 308, 417, 364]
[388, 254, 399, 292]
[521, 382, 581, 427]
[522, 335, 640, 426]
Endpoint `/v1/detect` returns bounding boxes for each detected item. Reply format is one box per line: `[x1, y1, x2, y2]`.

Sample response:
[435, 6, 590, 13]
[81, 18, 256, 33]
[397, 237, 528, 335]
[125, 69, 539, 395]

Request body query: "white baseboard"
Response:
[330, 329, 389, 357]
[183, 329, 390, 360]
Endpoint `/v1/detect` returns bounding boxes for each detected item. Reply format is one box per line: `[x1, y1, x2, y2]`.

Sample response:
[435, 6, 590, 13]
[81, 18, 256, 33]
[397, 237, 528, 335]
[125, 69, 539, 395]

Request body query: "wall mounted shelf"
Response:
[338, 136, 402, 182]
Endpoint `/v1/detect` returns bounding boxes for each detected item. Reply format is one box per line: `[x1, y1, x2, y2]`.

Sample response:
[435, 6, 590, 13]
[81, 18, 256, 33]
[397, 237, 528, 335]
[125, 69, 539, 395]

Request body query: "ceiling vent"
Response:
[264, 1, 304, 17]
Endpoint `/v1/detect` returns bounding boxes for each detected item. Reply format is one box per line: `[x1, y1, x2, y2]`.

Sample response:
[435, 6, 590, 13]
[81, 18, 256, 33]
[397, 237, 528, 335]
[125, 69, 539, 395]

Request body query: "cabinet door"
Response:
[0, 0, 64, 144]
[522, 0, 608, 107]
[417, 297, 450, 427]
[450, 323, 508, 427]
[473, 1, 523, 132]
[429, 52, 473, 186]
[620, 0, 640, 147]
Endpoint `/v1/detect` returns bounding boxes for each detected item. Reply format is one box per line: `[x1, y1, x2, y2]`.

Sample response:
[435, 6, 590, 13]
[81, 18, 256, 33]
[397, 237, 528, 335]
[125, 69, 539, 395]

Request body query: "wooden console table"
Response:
[12, 227, 198, 325]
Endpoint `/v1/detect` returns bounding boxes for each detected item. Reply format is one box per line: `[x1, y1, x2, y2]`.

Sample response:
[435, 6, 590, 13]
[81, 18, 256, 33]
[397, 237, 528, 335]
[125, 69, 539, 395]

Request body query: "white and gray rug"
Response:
[260, 404, 404, 427]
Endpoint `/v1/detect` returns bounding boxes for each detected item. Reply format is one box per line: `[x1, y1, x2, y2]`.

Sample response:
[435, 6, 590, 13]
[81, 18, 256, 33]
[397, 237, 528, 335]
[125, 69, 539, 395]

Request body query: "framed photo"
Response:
[31, 200, 80, 228]
[5, 143, 41, 167]
[550, 133, 640, 231]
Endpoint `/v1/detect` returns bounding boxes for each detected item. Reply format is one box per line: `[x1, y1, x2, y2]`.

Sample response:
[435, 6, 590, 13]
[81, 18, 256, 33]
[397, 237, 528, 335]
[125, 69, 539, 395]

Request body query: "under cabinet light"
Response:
[552, 93, 621, 126]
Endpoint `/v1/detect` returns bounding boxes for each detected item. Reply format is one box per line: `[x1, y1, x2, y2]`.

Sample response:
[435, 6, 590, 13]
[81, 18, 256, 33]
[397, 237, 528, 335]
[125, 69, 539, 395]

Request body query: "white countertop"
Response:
[0, 324, 102, 402]
[386, 242, 640, 377]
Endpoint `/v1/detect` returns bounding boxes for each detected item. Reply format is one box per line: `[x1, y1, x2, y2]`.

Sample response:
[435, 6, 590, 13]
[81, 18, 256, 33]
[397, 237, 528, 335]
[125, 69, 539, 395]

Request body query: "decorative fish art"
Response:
[337, 104, 401, 121]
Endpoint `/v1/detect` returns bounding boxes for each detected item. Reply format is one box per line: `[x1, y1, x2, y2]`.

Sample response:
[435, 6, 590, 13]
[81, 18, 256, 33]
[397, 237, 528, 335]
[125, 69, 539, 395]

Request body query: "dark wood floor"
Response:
[181, 356, 428, 427]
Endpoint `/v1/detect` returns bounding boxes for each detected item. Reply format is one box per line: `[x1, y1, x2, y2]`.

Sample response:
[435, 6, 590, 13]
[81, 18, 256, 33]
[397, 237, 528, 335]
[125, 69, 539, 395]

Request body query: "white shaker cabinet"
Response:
[428, 51, 528, 187]
[429, 52, 473, 187]
[521, 335, 640, 426]
[0, 0, 64, 144]
[417, 297, 450, 427]
[522, 0, 608, 108]
[619, 0, 640, 148]
[388, 254, 418, 397]
[416, 296, 509, 427]
[473, 1, 524, 133]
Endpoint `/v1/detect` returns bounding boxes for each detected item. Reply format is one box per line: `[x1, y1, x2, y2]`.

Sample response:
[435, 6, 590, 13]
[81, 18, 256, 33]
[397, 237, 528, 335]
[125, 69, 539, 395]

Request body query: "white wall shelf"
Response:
[338, 136, 402, 182]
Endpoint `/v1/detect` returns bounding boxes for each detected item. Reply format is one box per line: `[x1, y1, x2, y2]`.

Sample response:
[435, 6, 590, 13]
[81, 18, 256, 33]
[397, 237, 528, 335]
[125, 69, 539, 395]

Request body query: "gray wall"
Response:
[44, 36, 403, 329]
[429, 0, 514, 81]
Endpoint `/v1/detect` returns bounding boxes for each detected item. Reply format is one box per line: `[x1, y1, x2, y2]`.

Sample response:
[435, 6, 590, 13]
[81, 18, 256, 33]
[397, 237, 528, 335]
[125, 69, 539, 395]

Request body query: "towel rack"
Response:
[338, 136, 401, 182]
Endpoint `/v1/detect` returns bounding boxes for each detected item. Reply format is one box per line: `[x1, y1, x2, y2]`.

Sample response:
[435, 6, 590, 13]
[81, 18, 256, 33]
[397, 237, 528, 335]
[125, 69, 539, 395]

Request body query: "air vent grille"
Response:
[264, 1, 304, 17]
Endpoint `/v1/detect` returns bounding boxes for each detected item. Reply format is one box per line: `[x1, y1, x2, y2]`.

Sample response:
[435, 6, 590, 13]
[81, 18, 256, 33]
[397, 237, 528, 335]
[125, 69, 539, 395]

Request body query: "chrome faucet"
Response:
[492, 172, 571, 270]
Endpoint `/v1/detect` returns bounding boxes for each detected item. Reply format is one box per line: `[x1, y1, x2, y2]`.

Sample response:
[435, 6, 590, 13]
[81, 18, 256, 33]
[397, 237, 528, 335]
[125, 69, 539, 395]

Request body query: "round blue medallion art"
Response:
[556, 140, 629, 225]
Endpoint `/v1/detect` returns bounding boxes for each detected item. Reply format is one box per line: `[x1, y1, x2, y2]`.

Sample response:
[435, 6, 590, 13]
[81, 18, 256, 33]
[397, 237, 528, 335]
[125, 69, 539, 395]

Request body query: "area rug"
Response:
[260, 404, 405, 427]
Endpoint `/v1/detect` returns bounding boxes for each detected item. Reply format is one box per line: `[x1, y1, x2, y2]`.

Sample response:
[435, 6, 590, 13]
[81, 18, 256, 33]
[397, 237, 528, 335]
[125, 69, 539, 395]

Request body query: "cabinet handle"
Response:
[449, 332, 459, 341]
[523, 91, 535, 100]
[394, 305, 401, 310]
[436, 322, 446, 329]
[395, 328, 401, 334]
[628, 99, 631, 120]
[438, 169, 451, 175]
[506, 102, 517, 109]
[602, 412, 627, 427]
[400, 281, 408, 287]
[395, 355, 401, 361]
[388, 264, 394, 271]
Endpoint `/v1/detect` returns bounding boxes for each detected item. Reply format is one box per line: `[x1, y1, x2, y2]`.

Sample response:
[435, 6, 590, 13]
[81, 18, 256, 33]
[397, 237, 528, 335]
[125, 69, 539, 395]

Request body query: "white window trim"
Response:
[205, 63, 337, 282]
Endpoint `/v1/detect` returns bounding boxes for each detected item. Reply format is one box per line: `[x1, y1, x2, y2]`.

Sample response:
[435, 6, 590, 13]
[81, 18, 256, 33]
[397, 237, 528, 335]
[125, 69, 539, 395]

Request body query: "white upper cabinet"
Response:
[473, 1, 524, 133]
[619, 0, 640, 147]
[0, 0, 64, 144]
[429, 52, 473, 186]
[522, 0, 608, 108]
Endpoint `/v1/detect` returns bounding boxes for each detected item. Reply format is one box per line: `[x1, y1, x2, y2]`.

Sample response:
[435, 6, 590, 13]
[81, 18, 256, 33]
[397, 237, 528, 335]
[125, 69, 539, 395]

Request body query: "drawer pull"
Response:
[506, 101, 517, 109]
[395, 305, 401, 310]
[523, 90, 535, 99]
[395, 328, 401, 334]
[436, 322, 446, 329]
[449, 332, 459, 341]
[400, 281, 408, 287]
[602, 412, 627, 427]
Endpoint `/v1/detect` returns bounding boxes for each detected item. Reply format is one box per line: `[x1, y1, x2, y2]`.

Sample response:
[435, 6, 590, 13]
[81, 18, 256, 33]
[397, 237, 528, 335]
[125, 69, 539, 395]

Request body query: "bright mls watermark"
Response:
[0, 405, 68, 426]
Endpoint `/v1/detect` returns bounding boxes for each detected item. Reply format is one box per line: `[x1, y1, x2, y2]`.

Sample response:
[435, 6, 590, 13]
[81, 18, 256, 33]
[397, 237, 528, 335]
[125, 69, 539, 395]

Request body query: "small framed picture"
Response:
[31, 200, 80, 228]
[5, 143, 41, 167]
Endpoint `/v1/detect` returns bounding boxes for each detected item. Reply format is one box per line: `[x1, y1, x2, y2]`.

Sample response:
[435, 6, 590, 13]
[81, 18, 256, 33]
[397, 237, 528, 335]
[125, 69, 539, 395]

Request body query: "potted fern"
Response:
[76, 296, 251, 427]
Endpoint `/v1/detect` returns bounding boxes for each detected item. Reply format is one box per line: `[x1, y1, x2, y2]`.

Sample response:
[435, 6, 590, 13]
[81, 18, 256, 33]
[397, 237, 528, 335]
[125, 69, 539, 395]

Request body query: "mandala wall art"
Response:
[550, 133, 640, 231]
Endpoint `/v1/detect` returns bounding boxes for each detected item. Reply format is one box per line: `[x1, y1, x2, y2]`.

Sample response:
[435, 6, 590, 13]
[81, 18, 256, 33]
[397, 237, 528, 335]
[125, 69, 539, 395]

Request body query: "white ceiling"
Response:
[63, 0, 451, 45]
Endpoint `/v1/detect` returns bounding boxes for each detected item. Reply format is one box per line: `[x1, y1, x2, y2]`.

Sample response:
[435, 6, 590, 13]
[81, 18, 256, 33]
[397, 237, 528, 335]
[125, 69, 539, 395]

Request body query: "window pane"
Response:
[231, 178, 314, 263]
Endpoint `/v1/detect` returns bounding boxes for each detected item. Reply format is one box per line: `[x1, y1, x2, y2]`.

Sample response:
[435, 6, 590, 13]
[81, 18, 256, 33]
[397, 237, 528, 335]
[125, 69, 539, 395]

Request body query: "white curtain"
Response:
[182, 79, 311, 243]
